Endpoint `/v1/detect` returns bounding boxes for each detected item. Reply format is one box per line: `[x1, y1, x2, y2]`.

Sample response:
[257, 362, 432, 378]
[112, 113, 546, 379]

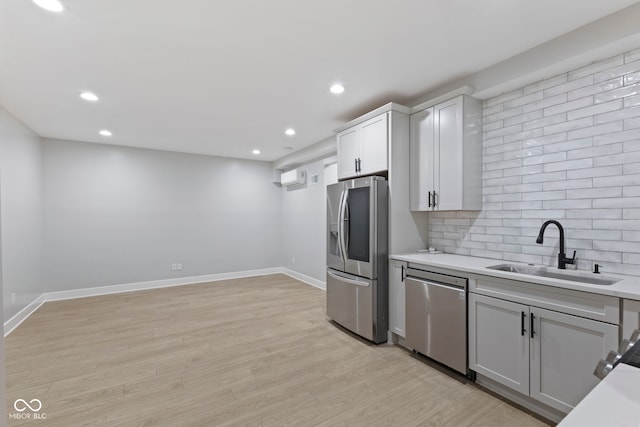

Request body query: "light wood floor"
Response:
[5, 274, 552, 426]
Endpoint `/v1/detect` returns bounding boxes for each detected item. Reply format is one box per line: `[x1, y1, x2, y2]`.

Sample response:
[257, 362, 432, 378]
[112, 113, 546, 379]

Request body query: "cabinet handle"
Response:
[530, 313, 535, 339]
[428, 191, 432, 207]
[401, 265, 405, 282]
[433, 191, 437, 207]
[354, 158, 358, 173]
[357, 158, 362, 172]
[521, 311, 526, 336]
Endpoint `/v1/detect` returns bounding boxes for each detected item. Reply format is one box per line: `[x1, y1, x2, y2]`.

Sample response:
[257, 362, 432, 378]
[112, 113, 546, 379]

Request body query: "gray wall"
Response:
[0, 107, 45, 320]
[280, 160, 334, 285]
[43, 139, 282, 291]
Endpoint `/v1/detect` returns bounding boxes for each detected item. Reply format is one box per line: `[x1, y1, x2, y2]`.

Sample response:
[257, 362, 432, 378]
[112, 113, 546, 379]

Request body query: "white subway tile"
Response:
[485, 158, 522, 171]
[485, 226, 522, 235]
[523, 113, 567, 131]
[504, 235, 539, 245]
[558, 219, 593, 229]
[567, 99, 622, 120]
[593, 198, 640, 209]
[568, 121, 624, 139]
[443, 218, 472, 226]
[485, 106, 524, 123]
[623, 230, 640, 241]
[624, 71, 640, 85]
[568, 77, 623, 101]
[521, 244, 557, 256]
[592, 219, 640, 229]
[483, 136, 504, 147]
[573, 229, 622, 240]
[546, 97, 594, 117]
[623, 141, 640, 152]
[625, 117, 640, 130]
[482, 202, 504, 211]
[579, 250, 622, 263]
[483, 153, 504, 163]
[504, 146, 543, 160]
[522, 190, 566, 201]
[485, 210, 522, 219]
[502, 201, 542, 210]
[504, 128, 544, 144]
[567, 143, 622, 160]
[544, 117, 593, 136]
[523, 133, 567, 148]
[503, 183, 543, 193]
[522, 171, 566, 183]
[504, 91, 544, 109]
[468, 249, 503, 259]
[503, 165, 543, 177]
[523, 93, 567, 113]
[593, 172, 640, 187]
[522, 152, 566, 166]
[485, 176, 521, 186]
[483, 170, 504, 179]
[502, 218, 543, 228]
[543, 158, 592, 172]
[595, 105, 640, 125]
[568, 165, 622, 179]
[594, 127, 640, 145]
[470, 234, 503, 243]
[568, 55, 623, 80]
[483, 121, 504, 133]
[458, 240, 487, 250]
[567, 187, 622, 199]
[594, 59, 640, 83]
[486, 124, 523, 139]
[565, 239, 594, 249]
[594, 241, 640, 252]
[623, 253, 640, 264]
[485, 89, 525, 107]
[543, 199, 592, 209]
[544, 138, 592, 154]
[624, 93, 640, 108]
[594, 151, 640, 167]
[624, 163, 640, 174]
[594, 83, 640, 103]
[543, 75, 594, 97]
[543, 179, 592, 190]
[486, 140, 522, 155]
[624, 209, 640, 219]
[567, 209, 622, 219]
[504, 110, 544, 127]
[473, 219, 503, 227]
[483, 103, 504, 117]
[486, 243, 522, 252]
[522, 210, 566, 219]
[484, 193, 521, 203]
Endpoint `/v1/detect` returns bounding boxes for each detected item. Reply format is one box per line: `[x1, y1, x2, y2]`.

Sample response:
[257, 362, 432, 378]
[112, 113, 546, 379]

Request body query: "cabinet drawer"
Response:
[470, 274, 619, 324]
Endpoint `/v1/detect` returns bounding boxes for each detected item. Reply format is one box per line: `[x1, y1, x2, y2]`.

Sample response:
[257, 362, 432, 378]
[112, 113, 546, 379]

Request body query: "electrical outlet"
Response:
[177, 263, 182, 271]
[171, 263, 177, 271]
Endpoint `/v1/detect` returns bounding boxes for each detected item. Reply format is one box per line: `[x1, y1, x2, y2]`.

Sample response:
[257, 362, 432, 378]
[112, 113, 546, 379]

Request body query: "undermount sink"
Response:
[486, 264, 620, 286]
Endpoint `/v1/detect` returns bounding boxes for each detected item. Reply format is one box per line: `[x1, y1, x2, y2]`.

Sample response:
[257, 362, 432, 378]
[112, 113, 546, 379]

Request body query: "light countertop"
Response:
[557, 363, 640, 427]
[390, 252, 640, 300]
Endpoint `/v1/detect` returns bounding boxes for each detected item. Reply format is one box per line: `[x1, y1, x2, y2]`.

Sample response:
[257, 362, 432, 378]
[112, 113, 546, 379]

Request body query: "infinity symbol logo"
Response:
[13, 399, 42, 412]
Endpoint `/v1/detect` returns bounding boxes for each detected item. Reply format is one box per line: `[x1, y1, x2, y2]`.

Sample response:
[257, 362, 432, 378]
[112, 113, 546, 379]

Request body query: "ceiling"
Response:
[1, 1, 639, 162]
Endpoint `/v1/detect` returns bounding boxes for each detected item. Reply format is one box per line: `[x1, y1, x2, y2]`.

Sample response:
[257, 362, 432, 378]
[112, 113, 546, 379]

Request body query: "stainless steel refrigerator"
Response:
[326, 175, 388, 344]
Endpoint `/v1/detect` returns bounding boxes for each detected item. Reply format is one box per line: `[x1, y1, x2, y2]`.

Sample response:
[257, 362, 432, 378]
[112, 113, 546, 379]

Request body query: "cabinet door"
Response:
[469, 293, 530, 395]
[434, 97, 463, 211]
[530, 307, 618, 414]
[359, 113, 388, 176]
[388, 260, 406, 337]
[409, 108, 435, 211]
[337, 127, 360, 180]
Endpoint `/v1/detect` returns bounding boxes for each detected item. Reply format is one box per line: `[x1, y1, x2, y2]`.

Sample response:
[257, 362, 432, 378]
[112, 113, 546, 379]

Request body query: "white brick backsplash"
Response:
[568, 121, 624, 139]
[429, 47, 640, 275]
[542, 179, 592, 190]
[567, 187, 622, 199]
[594, 83, 640, 103]
[568, 77, 623, 101]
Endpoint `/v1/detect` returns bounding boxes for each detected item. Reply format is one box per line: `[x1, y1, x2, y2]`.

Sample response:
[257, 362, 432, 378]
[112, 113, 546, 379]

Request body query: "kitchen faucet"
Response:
[536, 220, 576, 269]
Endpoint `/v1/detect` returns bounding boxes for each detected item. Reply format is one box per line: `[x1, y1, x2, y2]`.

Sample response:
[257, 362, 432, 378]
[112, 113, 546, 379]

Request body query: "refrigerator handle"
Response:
[339, 190, 348, 264]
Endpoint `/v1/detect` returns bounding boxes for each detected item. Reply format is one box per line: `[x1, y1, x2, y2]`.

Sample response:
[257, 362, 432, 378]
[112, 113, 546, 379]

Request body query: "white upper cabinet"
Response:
[410, 95, 482, 211]
[337, 112, 388, 180]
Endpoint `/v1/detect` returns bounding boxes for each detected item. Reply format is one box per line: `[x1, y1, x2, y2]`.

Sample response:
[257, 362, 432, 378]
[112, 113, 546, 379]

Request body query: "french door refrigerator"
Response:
[326, 175, 388, 344]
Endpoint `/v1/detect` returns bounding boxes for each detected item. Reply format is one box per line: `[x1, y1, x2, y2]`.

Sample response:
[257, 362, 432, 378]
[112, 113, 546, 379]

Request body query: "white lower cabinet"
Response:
[388, 259, 406, 337]
[469, 293, 619, 414]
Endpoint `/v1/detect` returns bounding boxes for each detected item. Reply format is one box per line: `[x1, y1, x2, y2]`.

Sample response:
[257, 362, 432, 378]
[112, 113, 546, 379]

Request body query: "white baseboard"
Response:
[282, 268, 326, 290]
[4, 294, 46, 337]
[3, 267, 325, 337]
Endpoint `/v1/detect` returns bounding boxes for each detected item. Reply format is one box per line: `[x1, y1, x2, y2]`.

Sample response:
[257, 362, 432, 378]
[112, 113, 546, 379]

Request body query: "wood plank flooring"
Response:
[4, 274, 552, 426]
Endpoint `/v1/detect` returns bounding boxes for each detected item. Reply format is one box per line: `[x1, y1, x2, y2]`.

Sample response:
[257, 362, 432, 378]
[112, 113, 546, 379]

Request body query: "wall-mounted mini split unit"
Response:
[280, 169, 306, 187]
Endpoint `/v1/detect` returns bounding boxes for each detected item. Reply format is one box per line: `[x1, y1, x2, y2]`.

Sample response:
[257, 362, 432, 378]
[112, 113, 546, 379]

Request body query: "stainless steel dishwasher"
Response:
[405, 265, 468, 375]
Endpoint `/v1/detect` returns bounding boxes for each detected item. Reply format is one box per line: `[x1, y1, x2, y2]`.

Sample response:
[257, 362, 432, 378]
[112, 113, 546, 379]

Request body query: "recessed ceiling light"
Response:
[79, 91, 99, 102]
[330, 84, 345, 94]
[33, 0, 64, 12]
[99, 130, 112, 137]
[285, 128, 296, 136]
[252, 149, 261, 155]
